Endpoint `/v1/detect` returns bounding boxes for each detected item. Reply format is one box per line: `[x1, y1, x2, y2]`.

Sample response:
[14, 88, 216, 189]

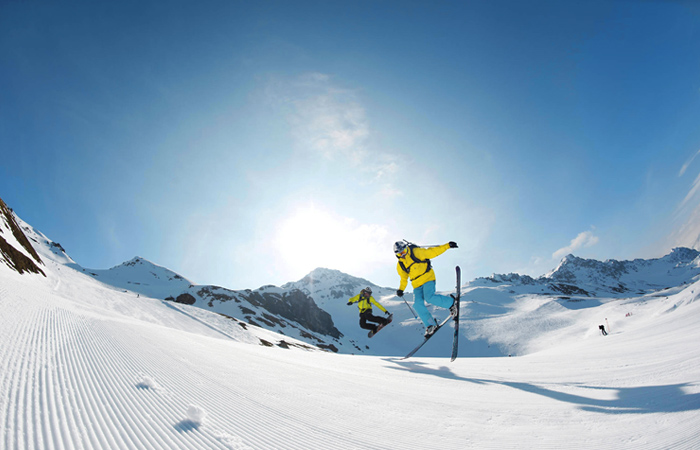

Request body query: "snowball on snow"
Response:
[187, 404, 207, 424]
[137, 375, 160, 391]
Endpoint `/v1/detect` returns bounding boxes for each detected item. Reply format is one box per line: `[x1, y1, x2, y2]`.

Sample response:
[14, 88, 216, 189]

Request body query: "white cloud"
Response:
[670, 154, 700, 250]
[268, 73, 404, 198]
[679, 149, 700, 177]
[677, 171, 700, 213]
[668, 205, 700, 250]
[283, 75, 370, 159]
[552, 230, 600, 260]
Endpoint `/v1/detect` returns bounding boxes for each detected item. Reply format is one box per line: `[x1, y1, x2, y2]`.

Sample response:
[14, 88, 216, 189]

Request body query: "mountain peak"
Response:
[117, 256, 152, 268]
[293, 267, 374, 289]
[81, 256, 193, 299]
[667, 247, 700, 264]
[561, 254, 578, 263]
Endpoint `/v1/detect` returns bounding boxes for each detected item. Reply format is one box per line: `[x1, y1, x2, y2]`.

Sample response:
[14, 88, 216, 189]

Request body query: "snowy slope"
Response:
[83, 256, 194, 299]
[2, 238, 700, 449]
[74, 256, 456, 356]
[13, 214, 346, 353]
[10, 199, 700, 360]
[96, 260, 346, 353]
[2, 199, 700, 448]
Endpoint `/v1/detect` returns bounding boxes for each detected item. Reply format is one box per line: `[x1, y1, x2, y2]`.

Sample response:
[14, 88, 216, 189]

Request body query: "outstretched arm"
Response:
[370, 297, 388, 313]
[412, 242, 455, 260]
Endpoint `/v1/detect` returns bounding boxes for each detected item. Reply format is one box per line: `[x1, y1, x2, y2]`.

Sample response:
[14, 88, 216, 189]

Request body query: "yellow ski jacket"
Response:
[348, 294, 388, 314]
[396, 243, 451, 291]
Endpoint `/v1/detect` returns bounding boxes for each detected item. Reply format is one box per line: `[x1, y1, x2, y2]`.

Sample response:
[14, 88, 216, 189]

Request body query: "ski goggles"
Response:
[396, 248, 408, 258]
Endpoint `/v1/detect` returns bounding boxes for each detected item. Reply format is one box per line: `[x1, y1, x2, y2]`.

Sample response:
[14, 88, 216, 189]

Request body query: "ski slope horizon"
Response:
[8, 200, 700, 360]
[2, 199, 700, 448]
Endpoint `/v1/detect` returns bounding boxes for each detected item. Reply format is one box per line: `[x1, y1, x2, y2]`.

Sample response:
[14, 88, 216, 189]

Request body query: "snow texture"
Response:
[2, 205, 700, 449]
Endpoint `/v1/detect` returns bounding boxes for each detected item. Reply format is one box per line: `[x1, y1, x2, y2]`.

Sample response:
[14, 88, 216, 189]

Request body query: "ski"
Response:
[401, 313, 453, 359]
[401, 266, 461, 360]
[451, 266, 461, 362]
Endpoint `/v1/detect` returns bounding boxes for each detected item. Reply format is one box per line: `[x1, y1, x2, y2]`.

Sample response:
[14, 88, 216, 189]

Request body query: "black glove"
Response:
[385, 310, 390, 316]
[396, 289, 404, 297]
[449, 241, 458, 248]
[347, 301, 352, 305]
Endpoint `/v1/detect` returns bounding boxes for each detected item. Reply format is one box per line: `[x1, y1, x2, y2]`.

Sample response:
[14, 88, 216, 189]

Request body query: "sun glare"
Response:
[274, 205, 388, 276]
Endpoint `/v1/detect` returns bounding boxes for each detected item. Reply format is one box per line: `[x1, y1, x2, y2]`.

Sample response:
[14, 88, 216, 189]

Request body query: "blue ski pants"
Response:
[413, 280, 453, 327]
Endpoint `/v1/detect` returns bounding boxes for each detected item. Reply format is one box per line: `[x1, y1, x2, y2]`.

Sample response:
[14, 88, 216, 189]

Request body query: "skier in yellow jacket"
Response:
[347, 287, 392, 336]
[394, 240, 458, 336]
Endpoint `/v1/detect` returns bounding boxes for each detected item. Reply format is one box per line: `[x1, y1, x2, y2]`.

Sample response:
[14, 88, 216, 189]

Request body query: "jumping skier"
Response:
[347, 287, 392, 336]
[394, 240, 458, 337]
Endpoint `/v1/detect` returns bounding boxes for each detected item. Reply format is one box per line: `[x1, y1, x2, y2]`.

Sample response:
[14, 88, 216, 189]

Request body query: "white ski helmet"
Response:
[393, 241, 408, 256]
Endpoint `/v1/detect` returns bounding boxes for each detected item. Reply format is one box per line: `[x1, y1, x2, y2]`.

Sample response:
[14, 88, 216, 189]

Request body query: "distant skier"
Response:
[394, 240, 458, 337]
[347, 287, 391, 336]
[599, 324, 608, 336]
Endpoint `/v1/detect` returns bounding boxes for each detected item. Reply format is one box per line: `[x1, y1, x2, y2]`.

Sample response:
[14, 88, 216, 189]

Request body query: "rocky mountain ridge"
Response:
[0, 197, 45, 276]
[82, 256, 344, 352]
[4, 194, 700, 357]
[475, 247, 700, 297]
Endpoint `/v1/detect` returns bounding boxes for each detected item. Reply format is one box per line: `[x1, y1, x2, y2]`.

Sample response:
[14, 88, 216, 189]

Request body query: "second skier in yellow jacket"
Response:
[347, 287, 391, 336]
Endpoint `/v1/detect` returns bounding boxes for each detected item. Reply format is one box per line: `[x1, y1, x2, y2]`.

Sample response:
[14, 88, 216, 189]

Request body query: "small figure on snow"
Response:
[347, 287, 392, 337]
[394, 240, 458, 337]
[599, 324, 608, 336]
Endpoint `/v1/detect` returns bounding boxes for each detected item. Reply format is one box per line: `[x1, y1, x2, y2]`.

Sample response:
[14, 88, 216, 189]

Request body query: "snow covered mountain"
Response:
[2, 197, 321, 353]
[3, 195, 700, 449]
[5, 193, 700, 358]
[476, 248, 700, 297]
[81, 249, 700, 358]
[77, 257, 344, 352]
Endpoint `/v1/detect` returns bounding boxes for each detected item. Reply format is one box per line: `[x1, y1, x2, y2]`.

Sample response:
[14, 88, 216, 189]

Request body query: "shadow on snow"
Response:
[383, 358, 700, 414]
[174, 419, 201, 432]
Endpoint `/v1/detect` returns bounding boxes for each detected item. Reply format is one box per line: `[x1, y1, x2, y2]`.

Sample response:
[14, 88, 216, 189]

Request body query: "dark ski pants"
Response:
[359, 310, 389, 332]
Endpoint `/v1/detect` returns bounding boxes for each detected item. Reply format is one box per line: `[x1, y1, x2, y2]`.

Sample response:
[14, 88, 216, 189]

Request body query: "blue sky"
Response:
[2, 0, 700, 291]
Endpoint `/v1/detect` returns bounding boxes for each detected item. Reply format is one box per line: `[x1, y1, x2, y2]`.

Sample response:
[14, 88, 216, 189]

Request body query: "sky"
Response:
[2, 0, 700, 291]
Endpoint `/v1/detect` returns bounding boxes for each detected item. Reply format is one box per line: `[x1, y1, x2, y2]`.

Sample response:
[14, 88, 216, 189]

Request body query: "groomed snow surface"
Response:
[2, 257, 700, 450]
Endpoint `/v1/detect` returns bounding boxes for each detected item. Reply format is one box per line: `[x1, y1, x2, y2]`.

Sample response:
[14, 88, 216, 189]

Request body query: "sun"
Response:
[273, 205, 388, 277]
[276, 207, 339, 258]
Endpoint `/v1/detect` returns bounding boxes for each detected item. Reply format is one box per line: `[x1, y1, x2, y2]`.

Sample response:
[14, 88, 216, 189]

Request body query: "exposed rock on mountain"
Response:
[194, 284, 341, 339]
[4, 194, 700, 358]
[175, 293, 196, 305]
[0, 196, 45, 276]
[475, 248, 700, 297]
